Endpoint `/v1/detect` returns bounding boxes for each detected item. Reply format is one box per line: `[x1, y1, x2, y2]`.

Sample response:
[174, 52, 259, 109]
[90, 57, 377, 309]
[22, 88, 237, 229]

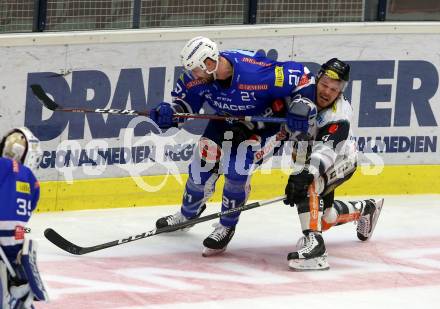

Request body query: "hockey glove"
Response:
[286, 95, 317, 133]
[149, 102, 175, 129]
[284, 169, 315, 207]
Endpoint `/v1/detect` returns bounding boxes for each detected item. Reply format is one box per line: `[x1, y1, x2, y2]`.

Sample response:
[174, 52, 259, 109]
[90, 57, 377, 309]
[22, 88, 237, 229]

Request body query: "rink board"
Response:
[0, 23, 439, 211]
[36, 165, 440, 212]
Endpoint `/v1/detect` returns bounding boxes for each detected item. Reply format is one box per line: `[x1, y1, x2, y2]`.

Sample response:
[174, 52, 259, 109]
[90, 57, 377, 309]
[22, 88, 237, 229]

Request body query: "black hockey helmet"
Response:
[318, 58, 350, 82]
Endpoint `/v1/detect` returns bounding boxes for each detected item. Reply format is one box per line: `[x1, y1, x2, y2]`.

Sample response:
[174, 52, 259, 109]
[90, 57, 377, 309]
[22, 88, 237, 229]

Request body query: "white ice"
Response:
[31, 195, 440, 309]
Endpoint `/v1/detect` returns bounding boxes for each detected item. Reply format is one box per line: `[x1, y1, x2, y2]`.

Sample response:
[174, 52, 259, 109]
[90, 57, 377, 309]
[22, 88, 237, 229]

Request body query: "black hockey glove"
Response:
[284, 169, 315, 207]
[229, 122, 255, 148]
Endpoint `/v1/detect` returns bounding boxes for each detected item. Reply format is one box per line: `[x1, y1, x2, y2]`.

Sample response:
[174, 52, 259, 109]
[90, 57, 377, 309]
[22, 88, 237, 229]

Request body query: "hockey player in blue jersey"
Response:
[150, 36, 316, 256]
[0, 127, 48, 308]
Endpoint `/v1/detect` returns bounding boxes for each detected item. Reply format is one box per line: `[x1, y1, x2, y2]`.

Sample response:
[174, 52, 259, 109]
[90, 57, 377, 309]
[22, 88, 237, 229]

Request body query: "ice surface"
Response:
[31, 195, 440, 309]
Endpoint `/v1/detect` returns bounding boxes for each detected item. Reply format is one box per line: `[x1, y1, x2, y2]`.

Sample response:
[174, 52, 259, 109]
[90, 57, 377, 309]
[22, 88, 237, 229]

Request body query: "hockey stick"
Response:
[44, 195, 286, 255]
[30, 84, 287, 124]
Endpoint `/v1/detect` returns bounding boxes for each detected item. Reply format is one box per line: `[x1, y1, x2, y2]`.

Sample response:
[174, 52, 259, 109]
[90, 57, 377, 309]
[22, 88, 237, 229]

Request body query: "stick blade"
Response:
[30, 84, 59, 111]
[44, 228, 85, 255]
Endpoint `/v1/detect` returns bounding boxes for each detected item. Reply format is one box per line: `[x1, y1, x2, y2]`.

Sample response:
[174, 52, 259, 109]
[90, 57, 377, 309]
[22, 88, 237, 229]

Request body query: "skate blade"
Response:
[288, 256, 330, 271]
[369, 198, 384, 238]
[202, 246, 227, 257]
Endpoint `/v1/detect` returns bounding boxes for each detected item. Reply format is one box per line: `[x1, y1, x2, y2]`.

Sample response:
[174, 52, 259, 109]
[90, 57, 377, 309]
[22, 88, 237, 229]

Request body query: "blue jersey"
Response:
[0, 157, 39, 261]
[171, 50, 314, 117]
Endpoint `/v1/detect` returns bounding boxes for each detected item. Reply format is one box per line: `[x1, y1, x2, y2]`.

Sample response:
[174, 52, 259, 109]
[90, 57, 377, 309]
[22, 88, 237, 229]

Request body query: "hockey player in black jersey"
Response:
[284, 58, 384, 271]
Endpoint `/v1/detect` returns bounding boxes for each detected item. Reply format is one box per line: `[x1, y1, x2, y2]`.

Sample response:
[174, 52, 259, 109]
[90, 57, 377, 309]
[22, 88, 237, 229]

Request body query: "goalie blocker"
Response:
[0, 239, 48, 309]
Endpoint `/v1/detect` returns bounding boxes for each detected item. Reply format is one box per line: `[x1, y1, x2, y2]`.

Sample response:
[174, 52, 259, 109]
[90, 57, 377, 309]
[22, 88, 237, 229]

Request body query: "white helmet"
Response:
[180, 36, 219, 74]
[0, 127, 42, 172]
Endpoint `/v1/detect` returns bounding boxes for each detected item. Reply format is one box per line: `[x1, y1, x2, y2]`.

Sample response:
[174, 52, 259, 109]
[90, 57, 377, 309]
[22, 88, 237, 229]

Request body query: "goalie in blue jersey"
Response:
[150, 36, 317, 256]
[0, 127, 48, 308]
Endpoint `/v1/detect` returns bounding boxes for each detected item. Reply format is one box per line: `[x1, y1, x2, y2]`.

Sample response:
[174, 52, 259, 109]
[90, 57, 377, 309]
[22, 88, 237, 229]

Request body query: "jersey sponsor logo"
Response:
[15, 225, 25, 240]
[212, 101, 256, 111]
[16, 181, 31, 194]
[238, 84, 269, 91]
[185, 79, 208, 89]
[216, 96, 232, 103]
[274, 66, 284, 87]
[240, 57, 272, 67]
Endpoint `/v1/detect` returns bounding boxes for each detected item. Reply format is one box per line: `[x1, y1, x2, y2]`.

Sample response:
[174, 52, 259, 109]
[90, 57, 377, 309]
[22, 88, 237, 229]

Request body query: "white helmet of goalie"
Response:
[180, 36, 219, 74]
[0, 127, 42, 172]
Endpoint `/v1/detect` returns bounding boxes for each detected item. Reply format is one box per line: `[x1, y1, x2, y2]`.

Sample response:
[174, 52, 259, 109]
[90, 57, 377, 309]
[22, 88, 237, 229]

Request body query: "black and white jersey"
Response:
[288, 95, 357, 178]
[311, 95, 357, 176]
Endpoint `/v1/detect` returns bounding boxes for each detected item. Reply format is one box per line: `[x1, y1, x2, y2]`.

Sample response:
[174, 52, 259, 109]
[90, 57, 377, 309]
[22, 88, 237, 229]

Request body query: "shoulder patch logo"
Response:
[328, 123, 339, 134]
[16, 181, 31, 194]
[275, 66, 284, 87]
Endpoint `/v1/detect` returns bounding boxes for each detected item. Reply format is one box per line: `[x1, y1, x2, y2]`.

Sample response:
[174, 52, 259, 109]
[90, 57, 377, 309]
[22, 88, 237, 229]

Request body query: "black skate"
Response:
[287, 232, 329, 271]
[202, 223, 235, 257]
[357, 199, 384, 241]
[155, 204, 206, 231]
